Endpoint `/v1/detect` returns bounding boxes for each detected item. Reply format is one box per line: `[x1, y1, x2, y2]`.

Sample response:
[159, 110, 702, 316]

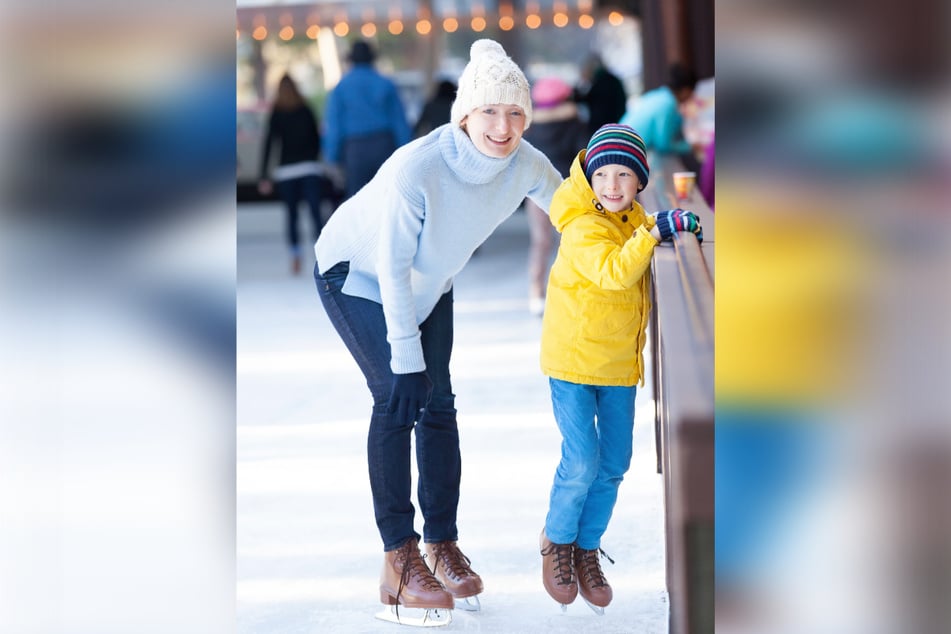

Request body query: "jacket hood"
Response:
[549, 150, 593, 231]
[549, 148, 651, 234]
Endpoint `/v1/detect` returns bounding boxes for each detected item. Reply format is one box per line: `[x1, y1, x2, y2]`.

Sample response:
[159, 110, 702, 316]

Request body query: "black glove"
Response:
[654, 209, 703, 243]
[387, 372, 433, 427]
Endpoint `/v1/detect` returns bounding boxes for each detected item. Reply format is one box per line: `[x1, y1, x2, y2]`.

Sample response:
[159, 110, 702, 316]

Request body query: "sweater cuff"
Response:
[389, 335, 427, 374]
[636, 223, 659, 244]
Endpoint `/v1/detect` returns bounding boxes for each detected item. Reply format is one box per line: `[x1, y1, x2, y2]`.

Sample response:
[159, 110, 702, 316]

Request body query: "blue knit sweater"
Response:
[315, 123, 562, 373]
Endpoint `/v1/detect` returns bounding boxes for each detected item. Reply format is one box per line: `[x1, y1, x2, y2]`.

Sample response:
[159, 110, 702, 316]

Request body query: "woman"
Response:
[258, 73, 325, 275]
[313, 40, 562, 619]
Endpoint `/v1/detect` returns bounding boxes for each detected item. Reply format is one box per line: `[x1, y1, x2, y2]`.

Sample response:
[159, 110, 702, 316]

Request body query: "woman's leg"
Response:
[276, 178, 302, 251]
[314, 262, 418, 550]
[414, 289, 460, 543]
[301, 174, 325, 243]
[545, 378, 600, 545]
[575, 385, 636, 549]
[414, 290, 485, 601]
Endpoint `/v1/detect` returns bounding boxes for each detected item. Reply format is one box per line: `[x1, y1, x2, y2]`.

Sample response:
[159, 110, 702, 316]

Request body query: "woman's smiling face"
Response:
[462, 104, 527, 158]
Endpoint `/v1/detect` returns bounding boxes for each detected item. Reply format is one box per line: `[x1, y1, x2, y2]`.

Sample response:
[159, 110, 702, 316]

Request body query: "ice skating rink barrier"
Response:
[638, 153, 714, 634]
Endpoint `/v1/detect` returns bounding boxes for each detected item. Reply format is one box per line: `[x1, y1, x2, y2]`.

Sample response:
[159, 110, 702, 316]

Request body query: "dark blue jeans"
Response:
[315, 261, 460, 551]
[276, 175, 324, 250]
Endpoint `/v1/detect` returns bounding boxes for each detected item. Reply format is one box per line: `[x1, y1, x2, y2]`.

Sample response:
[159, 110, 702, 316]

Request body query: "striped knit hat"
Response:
[583, 124, 649, 191]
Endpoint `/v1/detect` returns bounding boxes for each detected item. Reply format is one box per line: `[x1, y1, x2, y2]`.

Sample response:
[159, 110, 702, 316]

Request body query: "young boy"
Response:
[538, 124, 702, 613]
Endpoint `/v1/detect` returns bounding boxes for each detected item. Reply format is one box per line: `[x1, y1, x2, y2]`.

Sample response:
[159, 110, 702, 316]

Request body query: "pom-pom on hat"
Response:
[583, 124, 650, 191]
[531, 77, 573, 109]
[450, 39, 533, 128]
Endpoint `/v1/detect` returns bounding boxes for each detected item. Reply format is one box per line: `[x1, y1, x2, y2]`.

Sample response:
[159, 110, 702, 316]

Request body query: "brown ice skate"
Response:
[379, 537, 454, 610]
[540, 529, 578, 609]
[425, 541, 484, 610]
[574, 545, 614, 614]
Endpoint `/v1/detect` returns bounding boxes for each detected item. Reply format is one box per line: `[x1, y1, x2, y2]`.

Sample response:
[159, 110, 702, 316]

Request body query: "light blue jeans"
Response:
[544, 378, 636, 550]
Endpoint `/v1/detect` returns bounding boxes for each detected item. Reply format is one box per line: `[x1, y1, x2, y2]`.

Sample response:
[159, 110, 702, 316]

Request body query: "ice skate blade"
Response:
[375, 605, 452, 627]
[582, 597, 606, 616]
[454, 595, 481, 612]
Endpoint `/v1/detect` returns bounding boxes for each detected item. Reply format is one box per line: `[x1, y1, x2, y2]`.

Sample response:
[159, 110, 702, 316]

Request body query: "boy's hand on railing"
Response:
[653, 209, 703, 243]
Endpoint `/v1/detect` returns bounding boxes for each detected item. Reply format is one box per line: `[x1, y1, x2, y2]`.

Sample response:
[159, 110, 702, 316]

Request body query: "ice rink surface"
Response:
[237, 202, 668, 633]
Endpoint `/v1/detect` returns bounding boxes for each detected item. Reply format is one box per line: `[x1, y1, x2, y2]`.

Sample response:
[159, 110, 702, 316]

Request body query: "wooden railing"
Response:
[638, 153, 714, 634]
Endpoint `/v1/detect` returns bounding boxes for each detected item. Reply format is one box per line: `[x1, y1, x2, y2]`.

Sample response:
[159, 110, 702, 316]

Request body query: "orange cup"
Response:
[672, 171, 696, 201]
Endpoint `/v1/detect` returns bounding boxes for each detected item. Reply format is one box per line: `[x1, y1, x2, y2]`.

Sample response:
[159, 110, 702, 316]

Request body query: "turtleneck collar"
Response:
[438, 124, 518, 185]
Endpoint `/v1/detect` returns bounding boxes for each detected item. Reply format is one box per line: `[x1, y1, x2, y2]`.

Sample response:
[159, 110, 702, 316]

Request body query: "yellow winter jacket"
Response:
[540, 151, 658, 387]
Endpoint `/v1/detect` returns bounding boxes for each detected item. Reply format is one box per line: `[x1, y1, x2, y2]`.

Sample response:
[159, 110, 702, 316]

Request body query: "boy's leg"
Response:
[575, 385, 636, 549]
[545, 379, 600, 545]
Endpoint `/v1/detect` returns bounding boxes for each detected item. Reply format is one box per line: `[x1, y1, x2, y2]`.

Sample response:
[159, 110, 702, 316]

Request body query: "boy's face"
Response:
[589, 164, 640, 213]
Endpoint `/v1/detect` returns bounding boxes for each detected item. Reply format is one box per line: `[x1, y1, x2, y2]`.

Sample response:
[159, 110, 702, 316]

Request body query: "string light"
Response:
[306, 12, 320, 40]
[360, 8, 377, 37]
[553, 1, 569, 27]
[240, 5, 633, 40]
[498, 2, 514, 31]
[471, 2, 486, 33]
[388, 6, 403, 35]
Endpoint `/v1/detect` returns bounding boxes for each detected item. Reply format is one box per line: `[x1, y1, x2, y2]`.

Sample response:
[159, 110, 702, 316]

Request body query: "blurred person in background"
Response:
[313, 39, 563, 623]
[538, 124, 702, 612]
[700, 133, 714, 210]
[573, 54, 628, 137]
[523, 77, 587, 316]
[413, 80, 457, 138]
[621, 62, 703, 171]
[323, 39, 412, 200]
[258, 73, 326, 275]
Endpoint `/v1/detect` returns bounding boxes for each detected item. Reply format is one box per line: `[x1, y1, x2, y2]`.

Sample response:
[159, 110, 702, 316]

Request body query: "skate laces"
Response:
[540, 541, 575, 585]
[576, 547, 614, 588]
[431, 542, 474, 580]
[396, 540, 445, 600]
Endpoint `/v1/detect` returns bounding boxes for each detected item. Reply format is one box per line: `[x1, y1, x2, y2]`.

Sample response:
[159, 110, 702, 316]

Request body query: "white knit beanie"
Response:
[450, 39, 533, 129]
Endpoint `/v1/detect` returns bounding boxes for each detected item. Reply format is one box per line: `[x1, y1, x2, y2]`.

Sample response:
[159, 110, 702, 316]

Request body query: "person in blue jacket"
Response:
[620, 63, 701, 160]
[322, 40, 412, 200]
